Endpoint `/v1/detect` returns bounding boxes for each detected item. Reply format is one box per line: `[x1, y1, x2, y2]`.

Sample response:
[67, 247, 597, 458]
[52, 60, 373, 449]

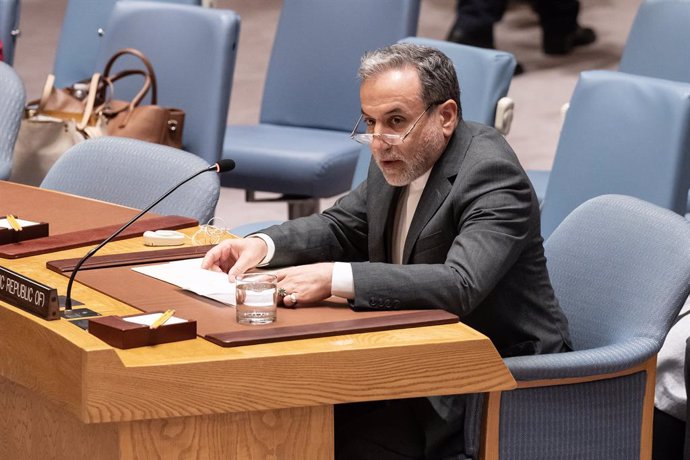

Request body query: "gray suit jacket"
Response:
[264, 121, 571, 357]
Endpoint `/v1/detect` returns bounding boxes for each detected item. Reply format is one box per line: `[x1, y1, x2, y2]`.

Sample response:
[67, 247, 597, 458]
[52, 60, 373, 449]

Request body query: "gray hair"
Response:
[358, 43, 461, 119]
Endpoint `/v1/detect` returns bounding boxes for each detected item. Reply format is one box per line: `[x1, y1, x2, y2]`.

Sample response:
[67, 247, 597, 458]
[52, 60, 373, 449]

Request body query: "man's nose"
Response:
[371, 124, 384, 135]
[370, 135, 391, 152]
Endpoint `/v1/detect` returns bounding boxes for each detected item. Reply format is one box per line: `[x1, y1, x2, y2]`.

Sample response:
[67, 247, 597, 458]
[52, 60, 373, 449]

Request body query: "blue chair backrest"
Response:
[260, 0, 420, 132]
[53, 0, 118, 87]
[0, 61, 24, 179]
[398, 36, 515, 126]
[95, 1, 240, 164]
[350, 146, 371, 190]
[540, 70, 690, 240]
[0, 0, 20, 65]
[41, 137, 220, 223]
[545, 195, 690, 351]
[53, 0, 201, 88]
[619, 0, 690, 84]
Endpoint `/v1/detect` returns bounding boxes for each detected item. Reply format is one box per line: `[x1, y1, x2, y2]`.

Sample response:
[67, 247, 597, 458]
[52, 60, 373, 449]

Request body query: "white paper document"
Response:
[0, 217, 40, 229]
[123, 312, 187, 326]
[133, 258, 236, 305]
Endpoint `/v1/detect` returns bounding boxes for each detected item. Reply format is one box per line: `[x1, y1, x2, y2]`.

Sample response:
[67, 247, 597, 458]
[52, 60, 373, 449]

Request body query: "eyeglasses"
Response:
[350, 104, 435, 146]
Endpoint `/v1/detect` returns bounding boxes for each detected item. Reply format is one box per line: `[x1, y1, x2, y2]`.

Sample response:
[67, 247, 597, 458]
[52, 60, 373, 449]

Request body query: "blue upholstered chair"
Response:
[619, 0, 690, 83]
[528, 0, 690, 205]
[221, 0, 420, 219]
[40, 138, 220, 224]
[53, 0, 118, 88]
[398, 36, 516, 133]
[0, 0, 19, 66]
[619, 0, 690, 215]
[477, 194, 690, 459]
[93, 1, 239, 165]
[0, 61, 24, 180]
[53, 0, 201, 88]
[536, 70, 690, 240]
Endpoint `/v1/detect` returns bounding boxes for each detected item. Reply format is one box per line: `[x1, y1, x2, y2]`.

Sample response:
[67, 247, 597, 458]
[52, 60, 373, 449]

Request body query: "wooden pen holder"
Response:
[88, 312, 197, 349]
[0, 221, 49, 245]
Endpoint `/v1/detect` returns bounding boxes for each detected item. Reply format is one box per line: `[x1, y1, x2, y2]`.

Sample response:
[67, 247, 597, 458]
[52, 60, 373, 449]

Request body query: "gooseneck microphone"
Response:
[64, 159, 236, 310]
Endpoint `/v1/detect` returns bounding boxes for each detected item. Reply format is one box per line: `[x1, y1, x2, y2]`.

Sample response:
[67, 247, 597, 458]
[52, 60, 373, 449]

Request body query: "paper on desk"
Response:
[123, 312, 187, 326]
[132, 258, 236, 305]
[0, 217, 39, 229]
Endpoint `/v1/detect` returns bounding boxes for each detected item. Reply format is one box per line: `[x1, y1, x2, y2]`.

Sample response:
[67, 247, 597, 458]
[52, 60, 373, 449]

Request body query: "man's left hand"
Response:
[276, 263, 334, 306]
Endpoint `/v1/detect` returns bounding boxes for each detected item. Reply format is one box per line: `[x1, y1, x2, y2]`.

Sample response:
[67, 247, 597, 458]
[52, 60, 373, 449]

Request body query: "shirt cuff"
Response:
[331, 262, 355, 299]
[247, 233, 275, 267]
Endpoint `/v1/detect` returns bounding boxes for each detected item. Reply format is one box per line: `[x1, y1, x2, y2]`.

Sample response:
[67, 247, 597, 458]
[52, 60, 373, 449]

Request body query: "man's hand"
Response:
[201, 237, 268, 279]
[276, 263, 334, 306]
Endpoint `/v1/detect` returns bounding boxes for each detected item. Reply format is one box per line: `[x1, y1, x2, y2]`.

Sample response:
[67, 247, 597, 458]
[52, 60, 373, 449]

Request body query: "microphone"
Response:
[64, 159, 236, 310]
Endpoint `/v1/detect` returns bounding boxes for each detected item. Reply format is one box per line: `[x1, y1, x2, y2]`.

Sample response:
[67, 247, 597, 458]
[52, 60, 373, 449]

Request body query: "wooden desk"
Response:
[0, 181, 196, 258]
[0, 189, 515, 459]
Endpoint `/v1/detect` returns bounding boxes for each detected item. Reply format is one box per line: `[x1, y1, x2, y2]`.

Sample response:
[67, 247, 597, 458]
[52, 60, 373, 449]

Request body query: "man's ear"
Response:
[438, 99, 459, 137]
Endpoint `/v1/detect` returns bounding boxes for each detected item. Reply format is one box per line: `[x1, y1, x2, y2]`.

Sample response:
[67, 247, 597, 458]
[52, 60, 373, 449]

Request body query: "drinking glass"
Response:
[234, 273, 277, 325]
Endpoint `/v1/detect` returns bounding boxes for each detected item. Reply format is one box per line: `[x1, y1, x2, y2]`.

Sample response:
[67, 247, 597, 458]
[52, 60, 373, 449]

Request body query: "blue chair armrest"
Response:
[230, 220, 284, 238]
[0, 162, 11, 181]
[504, 337, 659, 381]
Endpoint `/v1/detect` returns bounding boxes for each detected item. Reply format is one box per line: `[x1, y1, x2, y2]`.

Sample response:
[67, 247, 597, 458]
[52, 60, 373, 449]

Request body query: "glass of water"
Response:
[234, 273, 277, 325]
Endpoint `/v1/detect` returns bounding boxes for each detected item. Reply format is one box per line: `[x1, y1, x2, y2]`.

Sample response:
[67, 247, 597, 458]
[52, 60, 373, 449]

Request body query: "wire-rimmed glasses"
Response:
[350, 104, 435, 146]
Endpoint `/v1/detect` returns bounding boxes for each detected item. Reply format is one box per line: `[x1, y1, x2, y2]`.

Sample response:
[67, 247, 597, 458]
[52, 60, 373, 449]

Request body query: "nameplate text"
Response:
[0, 266, 60, 320]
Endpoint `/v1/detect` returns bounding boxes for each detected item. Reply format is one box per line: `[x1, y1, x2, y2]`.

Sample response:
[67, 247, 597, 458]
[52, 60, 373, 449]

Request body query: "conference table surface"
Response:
[0, 183, 515, 459]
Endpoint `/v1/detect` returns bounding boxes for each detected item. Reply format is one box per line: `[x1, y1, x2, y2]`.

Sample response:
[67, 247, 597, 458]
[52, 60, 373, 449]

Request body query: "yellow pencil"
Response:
[150, 309, 175, 329]
[6, 214, 22, 231]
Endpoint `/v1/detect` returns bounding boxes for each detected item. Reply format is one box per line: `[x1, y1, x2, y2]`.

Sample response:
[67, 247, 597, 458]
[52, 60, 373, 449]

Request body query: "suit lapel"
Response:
[402, 122, 472, 264]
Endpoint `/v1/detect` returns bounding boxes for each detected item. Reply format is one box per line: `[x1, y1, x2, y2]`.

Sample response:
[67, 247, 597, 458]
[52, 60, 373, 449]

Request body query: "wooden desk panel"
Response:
[0, 182, 196, 258]
[0, 181, 166, 234]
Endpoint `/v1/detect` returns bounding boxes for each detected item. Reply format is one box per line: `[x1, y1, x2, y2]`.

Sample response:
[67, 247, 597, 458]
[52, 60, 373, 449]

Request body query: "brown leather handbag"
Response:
[99, 48, 185, 149]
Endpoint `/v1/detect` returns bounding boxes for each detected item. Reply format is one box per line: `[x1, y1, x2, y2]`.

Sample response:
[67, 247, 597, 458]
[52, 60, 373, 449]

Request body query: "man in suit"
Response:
[202, 43, 571, 459]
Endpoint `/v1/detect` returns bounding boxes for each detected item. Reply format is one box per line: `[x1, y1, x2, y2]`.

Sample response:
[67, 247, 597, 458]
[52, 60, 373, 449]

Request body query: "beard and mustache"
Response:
[373, 121, 446, 187]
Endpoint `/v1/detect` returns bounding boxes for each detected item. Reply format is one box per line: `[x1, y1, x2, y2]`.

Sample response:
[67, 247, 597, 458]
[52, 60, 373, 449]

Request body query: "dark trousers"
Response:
[334, 396, 474, 460]
[652, 408, 685, 460]
[453, 0, 580, 36]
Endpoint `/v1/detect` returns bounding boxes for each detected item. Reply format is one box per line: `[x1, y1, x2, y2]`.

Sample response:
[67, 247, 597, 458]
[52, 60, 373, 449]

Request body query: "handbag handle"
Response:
[37, 74, 57, 113]
[32, 72, 103, 131]
[100, 69, 153, 117]
[102, 48, 158, 104]
[76, 72, 105, 130]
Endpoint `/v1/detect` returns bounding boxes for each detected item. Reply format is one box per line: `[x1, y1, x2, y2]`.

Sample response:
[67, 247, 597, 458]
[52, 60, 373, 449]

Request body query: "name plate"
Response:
[0, 266, 60, 320]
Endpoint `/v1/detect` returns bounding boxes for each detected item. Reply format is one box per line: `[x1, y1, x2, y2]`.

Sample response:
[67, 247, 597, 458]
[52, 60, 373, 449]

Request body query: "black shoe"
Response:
[543, 26, 597, 55]
[446, 25, 494, 49]
[514, 62, 525, 76]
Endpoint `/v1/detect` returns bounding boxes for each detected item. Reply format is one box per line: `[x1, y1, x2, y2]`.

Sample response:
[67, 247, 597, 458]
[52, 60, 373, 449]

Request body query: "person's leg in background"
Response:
[446, 0, 527, 74]
[653, 407, 685, 460]
[653, 307, 690, 459]
[534, 0, 596, 55]
[446, 0, 507, 49]
[447, 0, 595, 57]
